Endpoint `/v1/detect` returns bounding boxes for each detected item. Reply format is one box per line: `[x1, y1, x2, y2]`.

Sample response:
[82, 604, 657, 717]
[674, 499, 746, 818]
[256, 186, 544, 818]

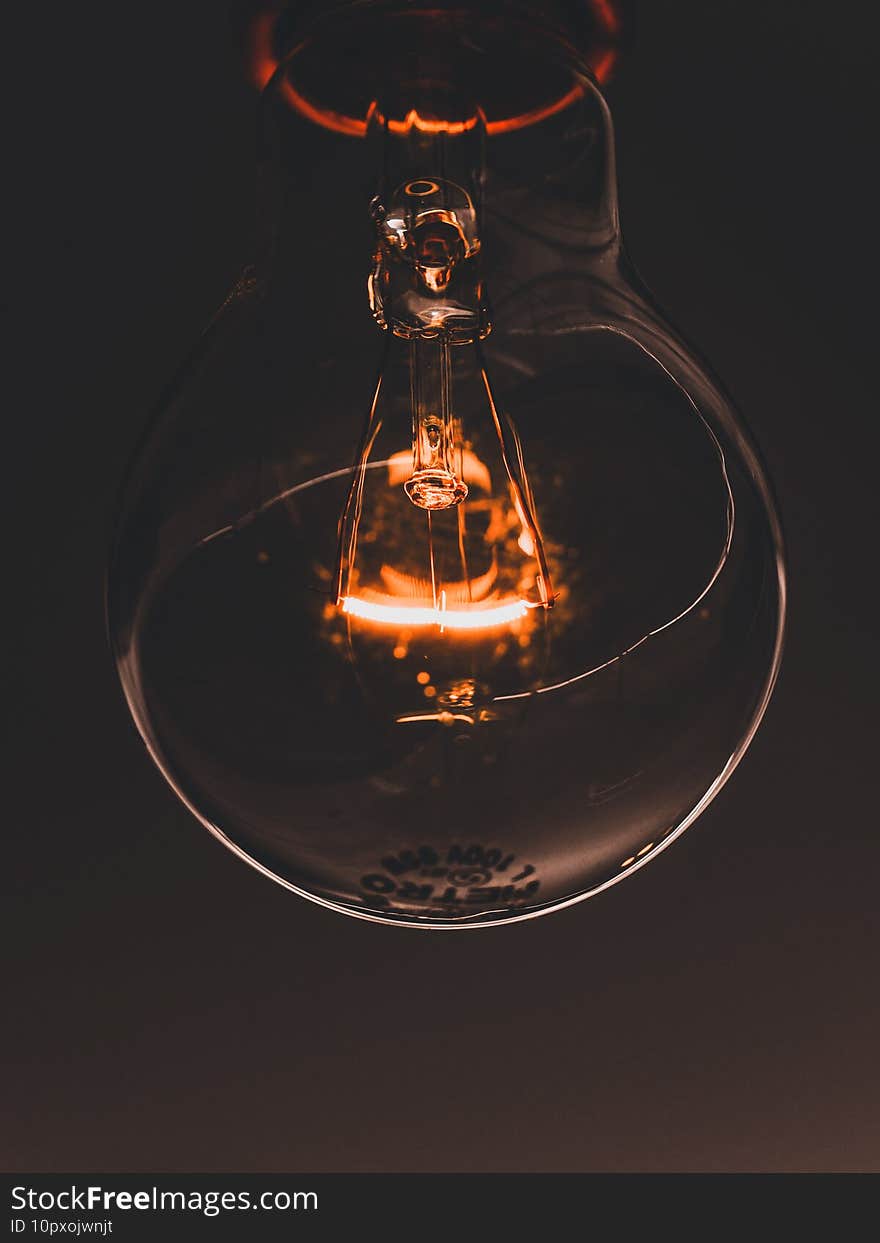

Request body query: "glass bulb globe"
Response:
[108, 2, 786, 927]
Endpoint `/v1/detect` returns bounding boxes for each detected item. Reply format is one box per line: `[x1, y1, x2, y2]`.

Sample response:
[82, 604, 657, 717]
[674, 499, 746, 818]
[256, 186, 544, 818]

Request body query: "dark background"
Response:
[6, 2, 877, 1171]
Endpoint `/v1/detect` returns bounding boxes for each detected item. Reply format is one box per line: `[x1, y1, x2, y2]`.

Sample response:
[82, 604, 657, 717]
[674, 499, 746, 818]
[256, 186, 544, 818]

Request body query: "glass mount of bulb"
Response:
[337, 110, 553, 651]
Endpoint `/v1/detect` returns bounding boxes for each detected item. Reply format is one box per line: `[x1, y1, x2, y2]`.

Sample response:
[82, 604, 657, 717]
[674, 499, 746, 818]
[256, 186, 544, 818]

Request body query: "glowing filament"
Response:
[340, 595, 529, 630]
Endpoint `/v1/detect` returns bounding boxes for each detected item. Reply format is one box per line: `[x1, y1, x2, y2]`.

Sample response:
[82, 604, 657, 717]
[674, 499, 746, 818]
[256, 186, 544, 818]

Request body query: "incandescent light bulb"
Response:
[108, 1, 786, 926]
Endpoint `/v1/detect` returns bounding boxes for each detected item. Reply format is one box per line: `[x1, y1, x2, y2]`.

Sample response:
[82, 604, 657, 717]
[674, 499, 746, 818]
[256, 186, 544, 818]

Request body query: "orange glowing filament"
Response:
[340, 595, 530, 631]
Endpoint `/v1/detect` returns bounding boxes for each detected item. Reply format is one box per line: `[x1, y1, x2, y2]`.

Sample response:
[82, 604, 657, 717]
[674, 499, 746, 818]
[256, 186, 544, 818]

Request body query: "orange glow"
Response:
[279, 78, 369, 137]
[379, 562, 499, 607]
[483, 84, 585, 136]
[250, 12, 278, 90]
[341, 595, 529, 630]
[386, 448, 491, 495]
[592, 0, 621, 36]
[397, 711, 476, 725]
[367, 102, 481, 136]
[391, 111, 478, 136]
[247, 2, 622, 137]
[271, 81, 588, 140]
[587, 48, 617, 84]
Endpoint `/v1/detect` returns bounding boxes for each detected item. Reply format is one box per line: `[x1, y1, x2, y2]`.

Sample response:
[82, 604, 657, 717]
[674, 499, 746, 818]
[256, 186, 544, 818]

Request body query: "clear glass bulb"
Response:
[108, 1, 786, 927]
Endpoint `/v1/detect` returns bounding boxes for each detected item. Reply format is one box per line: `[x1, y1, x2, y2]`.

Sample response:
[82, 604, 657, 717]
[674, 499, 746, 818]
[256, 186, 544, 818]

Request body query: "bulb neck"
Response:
[252, 0, 623, 321]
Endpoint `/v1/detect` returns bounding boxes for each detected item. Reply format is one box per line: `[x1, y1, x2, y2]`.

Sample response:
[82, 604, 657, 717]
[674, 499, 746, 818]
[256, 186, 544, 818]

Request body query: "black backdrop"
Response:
[6, 2, 878, 1172]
